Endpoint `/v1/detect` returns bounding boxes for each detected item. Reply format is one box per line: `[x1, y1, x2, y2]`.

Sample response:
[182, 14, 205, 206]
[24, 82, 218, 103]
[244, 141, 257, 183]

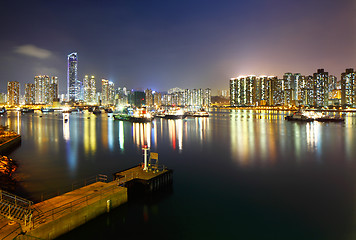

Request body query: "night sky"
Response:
[0, 0, 355, 94]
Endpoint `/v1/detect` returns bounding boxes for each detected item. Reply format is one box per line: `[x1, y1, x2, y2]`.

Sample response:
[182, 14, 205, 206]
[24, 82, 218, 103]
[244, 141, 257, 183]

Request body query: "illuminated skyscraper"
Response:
[67, 52, 79, 101]
[34, 75, 50, 104]
[83, 75, 96, 104]
[25, 83, 35, 105]
[145, 89, 154, 107]
[49, 76, 58, 104]
[203, 88, 211, 107]
[153, 92, 162, 107]
[313, 69, 329, 107]
[101, 79, 114, 105]
[7, 81, 20, 106]
[341, 68, 356, 107]
[34, 75, 58, 104]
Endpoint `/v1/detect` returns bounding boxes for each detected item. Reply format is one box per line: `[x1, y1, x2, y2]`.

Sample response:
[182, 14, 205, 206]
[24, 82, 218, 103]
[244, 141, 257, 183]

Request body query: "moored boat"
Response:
[164, 108, 186, 119]
[113, 107, 153, 122]
[285, 111, 314, 122]
[192, 108, 209, 117]
[21, 108, 35, 113]
[92, 108, 102, 114]
[41, 107, 54, 113]
[0, 107, 7, 115]
[316, 115, 345, 122]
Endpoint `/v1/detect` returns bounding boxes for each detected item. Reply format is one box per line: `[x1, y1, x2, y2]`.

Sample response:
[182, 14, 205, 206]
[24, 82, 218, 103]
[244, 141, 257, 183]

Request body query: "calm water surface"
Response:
[2, 109, 356, 240]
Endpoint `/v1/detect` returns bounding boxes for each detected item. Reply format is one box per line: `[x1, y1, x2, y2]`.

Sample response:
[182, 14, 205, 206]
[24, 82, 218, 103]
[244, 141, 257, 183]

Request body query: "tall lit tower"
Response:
[313, 69, 329, 107]
[67, 52, 78, 101]
[7, 81, 20, 106]
[84, 75, 96, 104]
[101, 79, 109, 105]
[25, 83, 35, 105]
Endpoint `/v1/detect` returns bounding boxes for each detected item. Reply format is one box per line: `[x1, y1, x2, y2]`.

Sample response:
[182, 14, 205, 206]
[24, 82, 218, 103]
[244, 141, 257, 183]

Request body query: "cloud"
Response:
[14, 44, 52, 59]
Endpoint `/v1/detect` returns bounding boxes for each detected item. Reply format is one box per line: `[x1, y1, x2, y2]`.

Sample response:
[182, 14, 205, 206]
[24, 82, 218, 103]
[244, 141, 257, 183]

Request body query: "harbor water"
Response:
[2, 109, 356, 240]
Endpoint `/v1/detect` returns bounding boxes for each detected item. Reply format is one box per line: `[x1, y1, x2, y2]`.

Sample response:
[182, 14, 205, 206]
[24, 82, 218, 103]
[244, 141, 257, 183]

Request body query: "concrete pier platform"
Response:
[18, 181, 127, 240]
[1, 164, 172, 240]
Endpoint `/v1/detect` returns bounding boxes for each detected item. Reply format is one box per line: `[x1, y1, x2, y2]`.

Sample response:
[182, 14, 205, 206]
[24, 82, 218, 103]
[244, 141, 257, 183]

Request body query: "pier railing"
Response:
[32, 182, 117, 228]
[39, 174, 108, 202]
[0, 190, 33, 226]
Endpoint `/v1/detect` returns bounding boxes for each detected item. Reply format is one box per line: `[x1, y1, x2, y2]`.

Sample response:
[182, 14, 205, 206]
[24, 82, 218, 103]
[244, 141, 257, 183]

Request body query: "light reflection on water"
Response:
[2, 110, 356, 239]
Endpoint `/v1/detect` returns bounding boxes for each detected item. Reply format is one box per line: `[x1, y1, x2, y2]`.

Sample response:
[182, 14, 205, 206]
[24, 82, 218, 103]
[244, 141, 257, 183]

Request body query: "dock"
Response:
[0, 164, 173, 240]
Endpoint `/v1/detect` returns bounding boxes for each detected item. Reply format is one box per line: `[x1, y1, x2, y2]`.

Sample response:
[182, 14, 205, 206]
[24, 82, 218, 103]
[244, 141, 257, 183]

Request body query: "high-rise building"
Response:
[341, 68, 356, 107]
[67, 52, 79, 101]
[101, 79, 109, 105]
[34, 75, 50, 104]
[25, 83, 35, 105]
[34, 75, 58, 104]
[129, 91, 145, 107]
[7, 81, 20, 106]
[203, 88, 211, 107]
[145, 89, 153, 107]
[116, 87, 128, 106]
[108, 81, 115, 105]
[83, 75, 96, 104]
[313, 69, 329, 107]
[0, 93, 6, 104]
[153, 92, 162, 107]
[49, 76, 58, 104]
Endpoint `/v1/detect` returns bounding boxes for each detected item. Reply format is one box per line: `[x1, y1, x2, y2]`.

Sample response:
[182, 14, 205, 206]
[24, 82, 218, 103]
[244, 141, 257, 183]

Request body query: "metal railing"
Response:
[0, 190, 33, 226]
[39, 174, 108, 202]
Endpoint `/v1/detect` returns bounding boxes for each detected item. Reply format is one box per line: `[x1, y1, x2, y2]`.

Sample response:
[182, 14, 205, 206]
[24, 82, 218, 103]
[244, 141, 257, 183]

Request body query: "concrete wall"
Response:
[20, 187, 127, 240]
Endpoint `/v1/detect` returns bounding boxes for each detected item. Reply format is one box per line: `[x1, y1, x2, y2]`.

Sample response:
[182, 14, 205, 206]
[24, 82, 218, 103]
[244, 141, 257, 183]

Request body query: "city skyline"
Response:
[0, 0, 355, 94]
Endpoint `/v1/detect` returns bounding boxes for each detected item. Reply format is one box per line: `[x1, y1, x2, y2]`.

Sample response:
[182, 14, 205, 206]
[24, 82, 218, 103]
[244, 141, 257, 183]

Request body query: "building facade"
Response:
[83, 75, 96, 104]
[7, 81, 20, 106]
[67, 52, 79, 101]
[341, 68, 356, 107]
[25, 83, 35, 105]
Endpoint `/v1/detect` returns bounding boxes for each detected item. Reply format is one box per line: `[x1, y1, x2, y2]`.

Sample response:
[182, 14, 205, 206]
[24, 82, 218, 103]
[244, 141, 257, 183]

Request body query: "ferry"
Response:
[285, 111, 314, 122]
[164, 108, 186, 119]
[192, 108, 209, 117]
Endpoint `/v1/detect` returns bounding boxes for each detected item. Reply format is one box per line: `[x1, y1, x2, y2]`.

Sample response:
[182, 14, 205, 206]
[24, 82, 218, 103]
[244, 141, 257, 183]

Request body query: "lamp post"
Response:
[143, 145, 149, 171]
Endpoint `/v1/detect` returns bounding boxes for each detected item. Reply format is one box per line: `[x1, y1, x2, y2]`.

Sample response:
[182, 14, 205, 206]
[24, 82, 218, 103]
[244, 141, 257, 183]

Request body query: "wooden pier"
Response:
[0, 164, 173, 240]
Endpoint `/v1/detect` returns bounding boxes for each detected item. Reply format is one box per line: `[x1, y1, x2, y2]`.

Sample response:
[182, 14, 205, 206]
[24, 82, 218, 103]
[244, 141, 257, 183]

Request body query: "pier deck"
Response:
[115, 165, 169, 182]
[0, 216, 22, 240]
